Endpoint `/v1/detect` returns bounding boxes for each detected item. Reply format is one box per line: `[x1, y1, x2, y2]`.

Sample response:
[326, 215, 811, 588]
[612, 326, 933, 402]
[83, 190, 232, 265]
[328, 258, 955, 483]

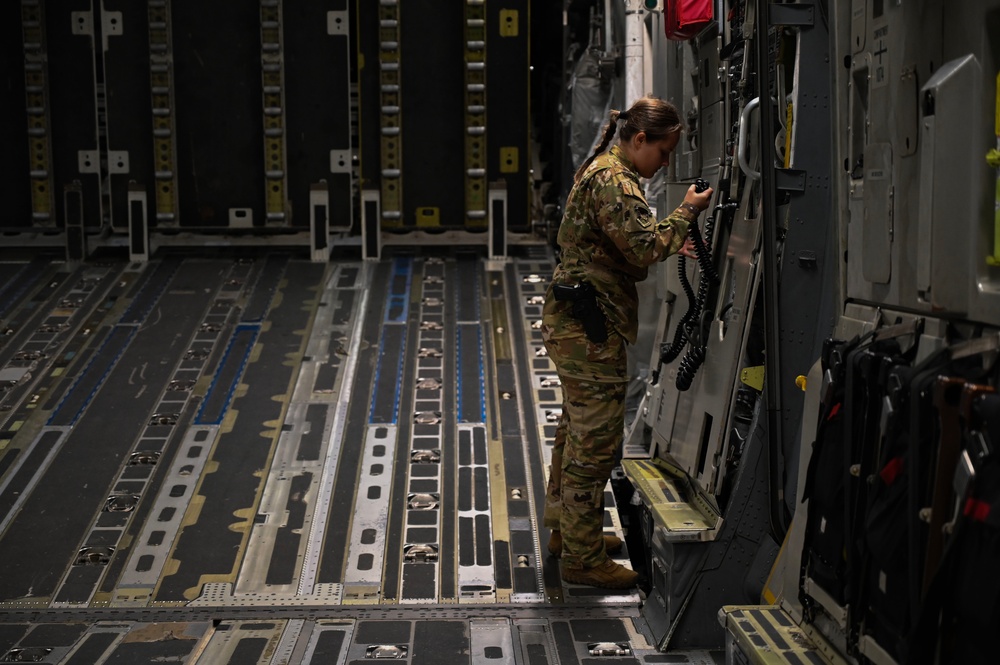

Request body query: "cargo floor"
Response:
[0, 249, 722, 664]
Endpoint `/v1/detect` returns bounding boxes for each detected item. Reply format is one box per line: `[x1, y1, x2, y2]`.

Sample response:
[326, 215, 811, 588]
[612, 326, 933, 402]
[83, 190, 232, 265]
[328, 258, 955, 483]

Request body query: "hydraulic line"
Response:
[754, 0, 791, 543]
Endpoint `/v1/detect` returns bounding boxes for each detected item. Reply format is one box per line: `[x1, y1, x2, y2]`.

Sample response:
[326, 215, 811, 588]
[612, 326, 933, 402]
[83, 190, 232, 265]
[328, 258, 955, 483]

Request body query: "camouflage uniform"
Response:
[543, 145, 694, 569]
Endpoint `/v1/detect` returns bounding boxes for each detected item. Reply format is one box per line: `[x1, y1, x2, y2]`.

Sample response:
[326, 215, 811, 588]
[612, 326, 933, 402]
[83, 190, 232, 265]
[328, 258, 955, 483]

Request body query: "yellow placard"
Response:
[500, 146, 518, 173]
[499, 9, 518, 37]
[415, 206, 440, 227]
[740, 365, 765, 391]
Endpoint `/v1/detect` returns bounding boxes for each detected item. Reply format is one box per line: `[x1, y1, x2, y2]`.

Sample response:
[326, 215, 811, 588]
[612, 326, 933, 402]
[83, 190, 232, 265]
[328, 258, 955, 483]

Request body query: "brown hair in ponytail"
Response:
[573, 96, 683, 183]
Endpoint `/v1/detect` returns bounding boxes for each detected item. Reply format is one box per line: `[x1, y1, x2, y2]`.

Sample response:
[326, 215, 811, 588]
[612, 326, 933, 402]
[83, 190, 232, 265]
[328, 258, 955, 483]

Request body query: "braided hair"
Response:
[574, 96, 683, 183]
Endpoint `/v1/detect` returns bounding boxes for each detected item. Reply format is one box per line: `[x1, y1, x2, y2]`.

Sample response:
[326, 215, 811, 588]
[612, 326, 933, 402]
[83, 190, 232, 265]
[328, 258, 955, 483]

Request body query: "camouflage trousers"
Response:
[541, 293, 628, 569]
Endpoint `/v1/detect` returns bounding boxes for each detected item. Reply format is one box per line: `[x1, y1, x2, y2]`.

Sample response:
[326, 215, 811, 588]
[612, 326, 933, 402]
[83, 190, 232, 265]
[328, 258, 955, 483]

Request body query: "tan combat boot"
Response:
[561, 559, 638, 589]
[547, 531, 623, 558]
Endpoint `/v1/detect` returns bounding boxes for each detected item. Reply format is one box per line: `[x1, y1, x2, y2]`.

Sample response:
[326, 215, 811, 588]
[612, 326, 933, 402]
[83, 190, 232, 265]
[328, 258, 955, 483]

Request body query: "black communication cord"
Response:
[659, 178, 720, 391]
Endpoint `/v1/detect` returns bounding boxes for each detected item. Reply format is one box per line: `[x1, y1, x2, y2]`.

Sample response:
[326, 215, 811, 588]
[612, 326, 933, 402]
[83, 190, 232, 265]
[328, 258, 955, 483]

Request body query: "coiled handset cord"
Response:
[658, 179, 719, 390]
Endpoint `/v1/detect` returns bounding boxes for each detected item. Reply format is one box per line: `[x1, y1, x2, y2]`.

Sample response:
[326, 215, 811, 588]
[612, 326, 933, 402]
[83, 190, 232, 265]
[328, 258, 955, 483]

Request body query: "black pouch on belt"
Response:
[552, 281, 608, 344]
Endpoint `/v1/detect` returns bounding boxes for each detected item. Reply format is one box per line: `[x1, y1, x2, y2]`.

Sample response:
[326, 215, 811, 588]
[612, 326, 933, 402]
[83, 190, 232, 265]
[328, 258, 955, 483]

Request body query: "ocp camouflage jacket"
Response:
[550, 144, 693, 344]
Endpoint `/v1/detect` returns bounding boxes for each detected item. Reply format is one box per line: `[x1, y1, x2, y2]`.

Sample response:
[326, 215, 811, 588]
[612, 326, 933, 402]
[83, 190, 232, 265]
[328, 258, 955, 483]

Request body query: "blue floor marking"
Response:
[47, 325, 137, 427]
[194, 323, 261, 426]
[369, 257, 412, 424]
[385, 256, 412, 324]
[456, 264, 486, 423]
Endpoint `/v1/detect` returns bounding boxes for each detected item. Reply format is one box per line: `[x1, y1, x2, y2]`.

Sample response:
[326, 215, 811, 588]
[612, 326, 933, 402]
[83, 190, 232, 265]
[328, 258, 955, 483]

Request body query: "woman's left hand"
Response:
[678, 237, 697, 258]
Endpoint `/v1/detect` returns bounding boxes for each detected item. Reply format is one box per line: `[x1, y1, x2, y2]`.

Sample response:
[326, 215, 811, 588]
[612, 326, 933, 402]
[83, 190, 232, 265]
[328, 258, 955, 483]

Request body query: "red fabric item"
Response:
[879, 456, 904, 486]
[665, 0, 714, 41]
[964, 497, 992, 523]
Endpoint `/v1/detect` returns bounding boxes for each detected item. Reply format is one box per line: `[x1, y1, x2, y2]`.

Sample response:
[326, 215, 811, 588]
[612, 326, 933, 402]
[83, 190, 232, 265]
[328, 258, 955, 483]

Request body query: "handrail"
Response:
[737, 96, 761, 180]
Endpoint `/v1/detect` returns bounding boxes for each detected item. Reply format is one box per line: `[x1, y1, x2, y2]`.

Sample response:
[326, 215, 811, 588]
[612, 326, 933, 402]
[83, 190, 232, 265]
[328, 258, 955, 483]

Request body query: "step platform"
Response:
[718, 606, 847, 665]
[621, 458, 722, 542]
